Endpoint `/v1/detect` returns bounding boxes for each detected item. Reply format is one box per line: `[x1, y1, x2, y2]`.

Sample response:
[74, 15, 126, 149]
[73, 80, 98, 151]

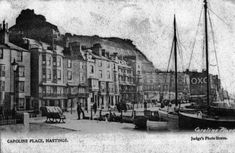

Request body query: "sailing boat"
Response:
[179, 0, 235, 130]
[157, 15, 180, 129]
[157, 15, 194, 130]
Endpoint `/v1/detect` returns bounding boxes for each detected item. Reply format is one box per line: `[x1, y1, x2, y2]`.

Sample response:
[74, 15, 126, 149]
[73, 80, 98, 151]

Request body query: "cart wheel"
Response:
[49, 118, 54, 123]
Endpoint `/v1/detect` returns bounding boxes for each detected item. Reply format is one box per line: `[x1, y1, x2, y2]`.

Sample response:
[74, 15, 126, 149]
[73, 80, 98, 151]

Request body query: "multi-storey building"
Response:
[142, 70, 190, 102]
[23, 38, 68, 113]
[143, 71, 160, 102]
[0, 21, 31, 111]
[114, 55, 135, 104]
[111, 53, 120, 106]
[124, 55, 144, 104]
[64, 41, 89, 111]
[84, 43, 116, 109]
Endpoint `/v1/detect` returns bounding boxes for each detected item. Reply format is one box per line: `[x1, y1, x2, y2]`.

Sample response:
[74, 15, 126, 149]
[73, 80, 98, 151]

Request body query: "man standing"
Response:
[93, 102, 97, 114]
[144, 101, 147, 110]
[77, 102, 81, 120]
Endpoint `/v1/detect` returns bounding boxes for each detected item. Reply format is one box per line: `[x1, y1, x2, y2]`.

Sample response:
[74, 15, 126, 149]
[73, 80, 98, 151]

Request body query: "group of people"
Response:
[77, 102, 98, 119]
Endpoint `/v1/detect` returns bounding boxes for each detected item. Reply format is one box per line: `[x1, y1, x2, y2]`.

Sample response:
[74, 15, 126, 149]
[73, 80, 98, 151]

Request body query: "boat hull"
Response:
[133, 116, 147, 129]
[158, 109, 179, 130]
[210, 106, 235, 116]
[179, 112, 235, 130]
[147, 120, 168, 131]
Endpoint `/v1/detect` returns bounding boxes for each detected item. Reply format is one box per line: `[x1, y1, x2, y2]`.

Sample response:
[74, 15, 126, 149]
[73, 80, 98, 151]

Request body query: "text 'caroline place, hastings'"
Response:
[6, 138, 68, 144]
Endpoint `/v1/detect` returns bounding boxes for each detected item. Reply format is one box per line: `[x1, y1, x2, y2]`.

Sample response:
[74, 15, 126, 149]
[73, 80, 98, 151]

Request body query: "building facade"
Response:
[24, 38, 67, 113]
[64, 41, 89, 111]
[0, 21, 31, 111]
[84, 44, 116, 110]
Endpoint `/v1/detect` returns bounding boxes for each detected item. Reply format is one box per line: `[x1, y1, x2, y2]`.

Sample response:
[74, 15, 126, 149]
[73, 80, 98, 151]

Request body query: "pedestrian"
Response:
[93, 102, 97, 114]
[80, 104, 85, 119]
[77, 102, 81, 120]
[144, 101, 147, 110]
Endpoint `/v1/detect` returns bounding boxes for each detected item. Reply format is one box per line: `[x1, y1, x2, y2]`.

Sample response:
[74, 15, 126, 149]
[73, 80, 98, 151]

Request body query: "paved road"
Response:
[30, 112, 145, 134]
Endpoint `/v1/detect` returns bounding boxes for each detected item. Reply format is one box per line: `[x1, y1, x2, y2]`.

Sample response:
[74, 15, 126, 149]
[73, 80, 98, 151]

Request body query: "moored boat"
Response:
[179, 112, 235, 130]
[178, 0, 235, 130]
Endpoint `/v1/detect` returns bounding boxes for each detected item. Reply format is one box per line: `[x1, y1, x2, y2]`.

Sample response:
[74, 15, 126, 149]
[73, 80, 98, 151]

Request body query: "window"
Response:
[107, 63, 110, 68]
[47, 56, 51, 66]
[42, 54, 46, 65]
[0, 81, 5, 91]
[18, 81, 24, 93]
[53, 69, 57, 81]
[47, 69, 51, 79]
[0, 65, 5, 77]
[99, 70, 102, 78]
[53, 86, 57, 94]
[107, 71, 111, 79]
[0, 49, 3, 59]
[81, 62, 85, 70]
[18, 98, 24, 109]
[42, 68, 46, 81]
[42, 86, 46, 94]
[53, 56, 57, 66]
[90, 65, 94, 74]
[57, 87, 61, 95]
[67, 70, 72, 80]
[99, 61, 102, 67]
[57, 70, 61, 80]
[18, 66, 25, 77]
[82, 76, 84, 82]
[57, 57, 61, 67]
[46, 86, 51, 94]
[68, 59, 72, 68]
[17, 51, 23, 62]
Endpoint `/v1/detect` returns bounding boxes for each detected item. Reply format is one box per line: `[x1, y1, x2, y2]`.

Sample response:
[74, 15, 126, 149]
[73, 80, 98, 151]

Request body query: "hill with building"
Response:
[9, 9, 155, 72]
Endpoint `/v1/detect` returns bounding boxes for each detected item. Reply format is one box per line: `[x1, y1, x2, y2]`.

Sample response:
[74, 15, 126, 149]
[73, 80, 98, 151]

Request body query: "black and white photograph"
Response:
[0, 0, 235, 152]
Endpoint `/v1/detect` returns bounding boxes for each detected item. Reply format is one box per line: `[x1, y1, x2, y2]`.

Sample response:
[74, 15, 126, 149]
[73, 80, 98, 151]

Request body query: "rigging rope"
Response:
[208, 11, 221, 79]
[176, 27, 185, 71]
[207, 6, 229, 27]
[161, 37, 175, 102]
[208, 10, 224, 101]
[188, 6, 204, 70]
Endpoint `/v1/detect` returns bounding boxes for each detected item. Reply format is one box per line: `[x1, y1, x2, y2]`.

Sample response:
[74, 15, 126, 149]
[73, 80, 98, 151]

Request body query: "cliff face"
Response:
[9, 9, 60, 45]
[9, 9, 155, 71]
[66, 34, 150, 62]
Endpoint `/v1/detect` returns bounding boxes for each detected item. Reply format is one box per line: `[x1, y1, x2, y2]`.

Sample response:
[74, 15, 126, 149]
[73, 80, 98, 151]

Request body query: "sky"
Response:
[0, 0, 235, 95]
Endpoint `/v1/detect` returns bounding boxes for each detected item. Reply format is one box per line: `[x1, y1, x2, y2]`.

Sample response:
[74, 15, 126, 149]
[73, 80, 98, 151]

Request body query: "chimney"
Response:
[113, 52, 118, 57]
[106, 52, 110, 58]
[92, 43, 102, 56]
[102, 49, 106, 57]
[0, 20, 9, 44]
[65, 37, 70, 48]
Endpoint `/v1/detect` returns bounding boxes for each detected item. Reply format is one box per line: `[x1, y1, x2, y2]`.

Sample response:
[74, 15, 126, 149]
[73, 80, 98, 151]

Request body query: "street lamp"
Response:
[66, 83, 72, 114]
[11, 59, 18, 111]
[134, 74, 140, 111]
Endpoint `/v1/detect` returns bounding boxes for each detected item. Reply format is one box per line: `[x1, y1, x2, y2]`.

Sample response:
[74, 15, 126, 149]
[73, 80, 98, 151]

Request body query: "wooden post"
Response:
[120, 110, 123, 123]
[90, 108, 93, 120]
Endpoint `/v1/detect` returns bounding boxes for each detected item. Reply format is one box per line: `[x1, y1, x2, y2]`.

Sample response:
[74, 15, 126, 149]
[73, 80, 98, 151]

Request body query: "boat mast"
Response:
[204, 0, 210, 107]
[174, 14, 178, 106]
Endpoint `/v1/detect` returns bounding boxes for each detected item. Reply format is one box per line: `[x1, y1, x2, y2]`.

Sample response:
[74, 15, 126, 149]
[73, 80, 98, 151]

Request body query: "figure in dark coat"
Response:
[144, 101, 147, 110]
[77, 102, 81, 120]
[93, 102, 97, 114]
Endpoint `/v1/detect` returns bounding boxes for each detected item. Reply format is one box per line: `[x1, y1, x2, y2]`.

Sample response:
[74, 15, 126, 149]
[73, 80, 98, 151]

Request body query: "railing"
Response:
[39, 93, 67, 97]
[120, 90, 136, 93]
[0, 110, 23, 125]
[77, 93, 89, 97]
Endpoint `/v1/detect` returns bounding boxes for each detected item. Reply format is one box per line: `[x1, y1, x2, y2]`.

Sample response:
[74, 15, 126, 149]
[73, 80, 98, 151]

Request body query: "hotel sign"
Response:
[189, 72, 207, 95]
